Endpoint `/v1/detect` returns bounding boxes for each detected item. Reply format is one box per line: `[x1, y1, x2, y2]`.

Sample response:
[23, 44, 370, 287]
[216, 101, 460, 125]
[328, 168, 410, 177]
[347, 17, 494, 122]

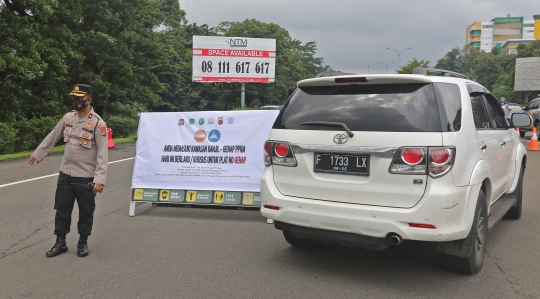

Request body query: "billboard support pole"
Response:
[241, 82, 245, 109]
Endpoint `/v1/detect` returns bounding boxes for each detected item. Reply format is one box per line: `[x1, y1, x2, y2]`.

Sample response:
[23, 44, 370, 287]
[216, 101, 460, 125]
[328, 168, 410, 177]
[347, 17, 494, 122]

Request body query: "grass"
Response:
[0, 135, 137, 162]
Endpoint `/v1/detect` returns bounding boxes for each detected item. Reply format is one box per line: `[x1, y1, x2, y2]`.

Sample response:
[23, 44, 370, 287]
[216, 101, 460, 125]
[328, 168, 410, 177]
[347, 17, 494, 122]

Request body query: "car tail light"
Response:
[335, 77, 368, 83]
[402, 148, 424, 165]
[389, 146, 455, 178]
[275, 143, 289, 157]
[409, 223, 436, 229]
[263, 140, 297, 167]
[264, 141, 272, 156]
[428, 147, 455, 178]
[389, 147, 427, 174]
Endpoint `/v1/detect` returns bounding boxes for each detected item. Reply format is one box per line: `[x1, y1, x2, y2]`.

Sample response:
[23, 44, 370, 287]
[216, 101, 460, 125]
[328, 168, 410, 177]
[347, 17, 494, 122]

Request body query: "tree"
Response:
[0, 0, 188, 121]
[396, 58, 430, 74]
[183, 19, 329, 110]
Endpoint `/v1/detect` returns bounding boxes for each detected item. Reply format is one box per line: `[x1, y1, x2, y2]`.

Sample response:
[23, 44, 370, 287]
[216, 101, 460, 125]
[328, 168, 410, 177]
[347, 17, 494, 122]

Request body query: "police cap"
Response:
[68, 84, 93, 97]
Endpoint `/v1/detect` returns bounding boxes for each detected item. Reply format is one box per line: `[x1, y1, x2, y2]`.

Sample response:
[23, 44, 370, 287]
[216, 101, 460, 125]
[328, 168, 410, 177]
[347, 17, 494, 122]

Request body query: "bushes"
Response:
[0, 115, 62, 154]
[0, 122, 18, 154]
[12, 116, 63, 152]
[0, 114, 139, 155]
[106, 115, 139, 138]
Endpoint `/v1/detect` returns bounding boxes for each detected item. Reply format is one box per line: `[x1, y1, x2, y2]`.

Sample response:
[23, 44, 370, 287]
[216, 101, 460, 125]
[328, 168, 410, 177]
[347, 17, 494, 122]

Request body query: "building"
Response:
[466, 14, 540, 53]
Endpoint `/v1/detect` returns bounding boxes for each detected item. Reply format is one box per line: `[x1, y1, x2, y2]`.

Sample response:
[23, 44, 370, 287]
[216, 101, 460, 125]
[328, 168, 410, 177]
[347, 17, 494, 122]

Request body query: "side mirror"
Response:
[510, 112, 532, 127]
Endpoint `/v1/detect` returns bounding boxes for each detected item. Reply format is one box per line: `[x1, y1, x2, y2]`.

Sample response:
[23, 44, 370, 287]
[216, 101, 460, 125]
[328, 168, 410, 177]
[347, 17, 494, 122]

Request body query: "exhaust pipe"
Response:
[389, 234, 403, 246]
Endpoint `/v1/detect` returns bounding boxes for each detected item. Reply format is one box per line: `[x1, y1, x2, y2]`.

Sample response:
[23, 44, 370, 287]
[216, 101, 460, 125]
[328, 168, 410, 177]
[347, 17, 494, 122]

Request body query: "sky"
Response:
[180, 0, 539, 74]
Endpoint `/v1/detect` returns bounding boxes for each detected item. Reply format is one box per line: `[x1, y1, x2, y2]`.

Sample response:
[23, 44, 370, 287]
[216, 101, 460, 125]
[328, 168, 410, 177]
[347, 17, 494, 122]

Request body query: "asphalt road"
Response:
[1, 140, 539, 299]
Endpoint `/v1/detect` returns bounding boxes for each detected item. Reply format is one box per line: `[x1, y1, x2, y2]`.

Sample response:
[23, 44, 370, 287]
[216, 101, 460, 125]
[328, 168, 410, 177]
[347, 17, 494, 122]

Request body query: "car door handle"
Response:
[480, 144, 487, 150]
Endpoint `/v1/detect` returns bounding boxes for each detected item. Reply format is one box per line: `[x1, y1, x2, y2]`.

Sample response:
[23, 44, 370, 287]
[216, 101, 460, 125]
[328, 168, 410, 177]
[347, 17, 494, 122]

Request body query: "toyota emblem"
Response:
[333, 133, 349, 144]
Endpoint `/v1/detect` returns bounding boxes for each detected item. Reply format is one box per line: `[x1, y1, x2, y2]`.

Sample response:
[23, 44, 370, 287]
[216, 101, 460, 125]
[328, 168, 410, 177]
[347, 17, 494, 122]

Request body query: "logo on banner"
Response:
[227, 117, 234, 124]
[208, 130, 221, 142]
[134, 189, 144, 200]
[189, 118, 195, 125]
[208, 117, 214, 124]
[198, 118, 205, 125]
[178, 119, 185, 126]
[226, 38, 248, 47]
[160, 190, 170, 201]
[194, 129, 207, 142]
[218, 117, 224, 125]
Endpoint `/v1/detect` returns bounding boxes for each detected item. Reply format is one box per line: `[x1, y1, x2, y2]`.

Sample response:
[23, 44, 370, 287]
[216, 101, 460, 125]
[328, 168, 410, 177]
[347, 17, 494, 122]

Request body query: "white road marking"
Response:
[0, 157, 135, 188]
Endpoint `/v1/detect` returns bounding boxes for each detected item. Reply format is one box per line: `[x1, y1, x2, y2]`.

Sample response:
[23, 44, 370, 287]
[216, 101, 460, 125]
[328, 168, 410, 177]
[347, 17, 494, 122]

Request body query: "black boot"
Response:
[77, 241, 89, 257]
[46, 236, 68, 257]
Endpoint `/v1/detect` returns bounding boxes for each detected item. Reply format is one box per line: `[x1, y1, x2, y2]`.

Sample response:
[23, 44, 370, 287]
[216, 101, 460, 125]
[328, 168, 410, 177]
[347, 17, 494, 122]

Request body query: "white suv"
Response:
[260, 68, 531, 274]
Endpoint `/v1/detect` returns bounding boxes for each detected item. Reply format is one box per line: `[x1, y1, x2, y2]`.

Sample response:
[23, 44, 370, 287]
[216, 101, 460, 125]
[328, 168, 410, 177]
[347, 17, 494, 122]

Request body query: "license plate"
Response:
[313, 153, 369, 176]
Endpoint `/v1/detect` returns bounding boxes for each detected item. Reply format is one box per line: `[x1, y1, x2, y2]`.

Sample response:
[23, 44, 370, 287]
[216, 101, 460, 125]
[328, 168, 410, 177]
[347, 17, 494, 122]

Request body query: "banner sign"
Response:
[493, 17, 523, 24]
[132, 188, 262, 207]
[192, 36, 276, 83]
[131, 111, 280, 193]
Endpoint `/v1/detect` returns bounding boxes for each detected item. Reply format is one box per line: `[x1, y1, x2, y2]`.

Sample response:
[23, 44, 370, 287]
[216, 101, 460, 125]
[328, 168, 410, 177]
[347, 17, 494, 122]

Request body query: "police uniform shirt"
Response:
[32, 109, 108, 185]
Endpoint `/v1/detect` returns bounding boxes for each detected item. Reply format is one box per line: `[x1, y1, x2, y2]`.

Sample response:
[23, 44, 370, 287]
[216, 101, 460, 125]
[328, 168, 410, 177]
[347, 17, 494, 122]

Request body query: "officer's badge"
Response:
[82, 140, 88, 145]
[82, 132, 90, 139]
[88, 114, 93, 119]
[98, 124, 107, 136]
[74, 85, 80, 91]
[68, 119, 73, 124]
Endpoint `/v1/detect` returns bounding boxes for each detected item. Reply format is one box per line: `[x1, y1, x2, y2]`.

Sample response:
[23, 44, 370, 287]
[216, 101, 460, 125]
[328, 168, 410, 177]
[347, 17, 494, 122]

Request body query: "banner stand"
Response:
[129, 188, 262, 217]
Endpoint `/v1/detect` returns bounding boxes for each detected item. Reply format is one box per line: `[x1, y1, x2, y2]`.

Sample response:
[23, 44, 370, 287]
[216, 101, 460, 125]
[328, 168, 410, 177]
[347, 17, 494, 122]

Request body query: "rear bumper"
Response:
[261, 167, 480, 243]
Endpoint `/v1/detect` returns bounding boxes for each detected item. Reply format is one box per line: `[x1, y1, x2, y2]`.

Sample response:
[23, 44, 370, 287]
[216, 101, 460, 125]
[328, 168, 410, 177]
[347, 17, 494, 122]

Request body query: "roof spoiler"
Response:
[413, 67, 469, 80]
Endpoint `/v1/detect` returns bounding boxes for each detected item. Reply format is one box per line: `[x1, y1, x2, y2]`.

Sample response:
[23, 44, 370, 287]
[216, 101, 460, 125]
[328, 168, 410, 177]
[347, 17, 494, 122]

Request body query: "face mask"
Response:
[73, 98, 88, 111]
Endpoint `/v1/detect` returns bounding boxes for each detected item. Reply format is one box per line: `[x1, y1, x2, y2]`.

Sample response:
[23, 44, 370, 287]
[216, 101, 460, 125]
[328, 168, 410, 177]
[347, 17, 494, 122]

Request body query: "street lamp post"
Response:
[386, 47, 413, 69]
[378, 62, 395, 74]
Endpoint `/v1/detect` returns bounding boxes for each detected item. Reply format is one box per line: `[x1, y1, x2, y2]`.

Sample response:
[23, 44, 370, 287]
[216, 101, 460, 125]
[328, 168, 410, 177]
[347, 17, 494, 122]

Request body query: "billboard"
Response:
[514, 57, 540, 91]
[192, 36, 276, 83]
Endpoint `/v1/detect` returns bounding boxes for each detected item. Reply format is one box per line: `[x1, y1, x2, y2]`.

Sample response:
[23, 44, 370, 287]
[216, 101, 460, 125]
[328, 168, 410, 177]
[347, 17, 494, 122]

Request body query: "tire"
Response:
[444, 189, 488, 274]
[504, 166, 524, 219]
[282, 230, 317, 247]
[520, 130, 525, 138]
[536, 122, 540, 139]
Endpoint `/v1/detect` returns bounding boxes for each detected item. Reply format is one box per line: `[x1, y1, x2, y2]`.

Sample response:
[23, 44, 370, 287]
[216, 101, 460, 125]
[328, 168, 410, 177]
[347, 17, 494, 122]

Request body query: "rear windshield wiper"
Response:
[301, 121, 354, 137]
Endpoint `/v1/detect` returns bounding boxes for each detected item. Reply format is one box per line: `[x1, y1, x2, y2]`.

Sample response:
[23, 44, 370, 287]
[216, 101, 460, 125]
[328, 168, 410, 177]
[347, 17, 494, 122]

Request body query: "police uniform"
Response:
[31, 84, 108, 257]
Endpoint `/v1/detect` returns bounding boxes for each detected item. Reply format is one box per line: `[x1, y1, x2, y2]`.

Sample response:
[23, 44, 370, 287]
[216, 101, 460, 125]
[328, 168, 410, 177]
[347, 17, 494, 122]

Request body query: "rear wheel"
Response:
[282, 230, 317, 247]
[504, 166, 524, 219]
[536, 122, 540, 139]
[444, 189, 488, 274]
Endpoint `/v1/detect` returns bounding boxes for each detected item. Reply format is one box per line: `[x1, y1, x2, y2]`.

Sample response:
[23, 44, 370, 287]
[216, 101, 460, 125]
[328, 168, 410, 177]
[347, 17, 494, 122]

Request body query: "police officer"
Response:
[28, 84, 108, 258]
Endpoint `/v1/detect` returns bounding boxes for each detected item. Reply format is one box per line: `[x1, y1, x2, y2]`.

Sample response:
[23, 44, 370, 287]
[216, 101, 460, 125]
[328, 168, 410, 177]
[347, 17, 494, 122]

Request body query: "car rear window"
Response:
[433, 83, 462, 131]
[274, 83, 443, 132]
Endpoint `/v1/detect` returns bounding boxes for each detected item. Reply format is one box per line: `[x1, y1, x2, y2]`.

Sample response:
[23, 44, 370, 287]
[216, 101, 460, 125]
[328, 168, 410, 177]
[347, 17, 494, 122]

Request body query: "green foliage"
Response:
[434, 41, 540, 105]
[397, 58, 430, 74]
[106, 115, 139, 138]
[0, 122, 18, 154]
[12, 115, 63, 152]
[0, 3, 331, 153]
